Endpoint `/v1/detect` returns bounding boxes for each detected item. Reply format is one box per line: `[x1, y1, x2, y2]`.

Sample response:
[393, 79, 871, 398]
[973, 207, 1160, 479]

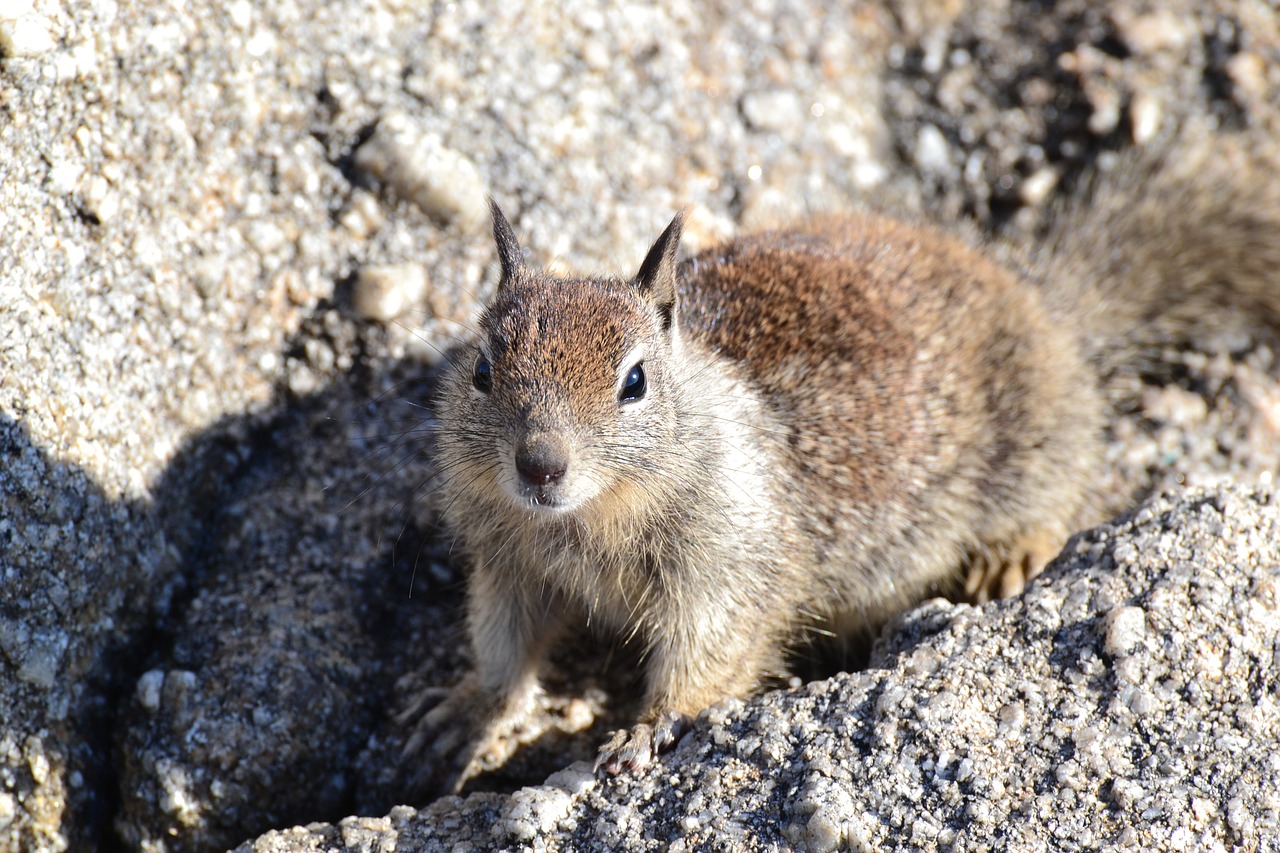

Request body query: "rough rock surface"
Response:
[236, 485, 1280, 852]
[1, 0, 1279, 851]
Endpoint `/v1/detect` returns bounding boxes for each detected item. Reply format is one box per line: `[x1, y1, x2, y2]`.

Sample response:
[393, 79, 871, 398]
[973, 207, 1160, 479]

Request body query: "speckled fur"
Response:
[402, 139, 1280, 798]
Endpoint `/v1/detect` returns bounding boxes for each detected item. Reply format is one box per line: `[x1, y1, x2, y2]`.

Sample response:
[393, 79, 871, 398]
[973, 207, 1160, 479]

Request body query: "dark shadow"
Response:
[3, 316, 463, 850]
[1, 413, 143, 853]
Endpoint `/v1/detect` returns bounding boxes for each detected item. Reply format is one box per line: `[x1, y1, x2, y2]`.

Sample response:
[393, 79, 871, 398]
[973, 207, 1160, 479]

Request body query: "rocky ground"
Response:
[237, 485, 1280, 852]
[1, 0, 1278, 851]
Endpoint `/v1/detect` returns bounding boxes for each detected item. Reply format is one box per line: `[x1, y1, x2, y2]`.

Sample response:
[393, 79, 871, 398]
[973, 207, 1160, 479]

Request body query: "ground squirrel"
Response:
[400, 136, 1280, 797]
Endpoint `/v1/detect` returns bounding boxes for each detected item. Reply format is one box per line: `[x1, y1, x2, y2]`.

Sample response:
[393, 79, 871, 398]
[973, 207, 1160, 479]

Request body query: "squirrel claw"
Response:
[394, 685, 450, 728]
[594, 709, 692, 775]
[396, 680, 493, 802]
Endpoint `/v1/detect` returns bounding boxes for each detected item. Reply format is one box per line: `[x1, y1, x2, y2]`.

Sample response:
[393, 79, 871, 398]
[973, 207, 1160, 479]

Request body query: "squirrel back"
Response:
[677, 213, 1103, 620]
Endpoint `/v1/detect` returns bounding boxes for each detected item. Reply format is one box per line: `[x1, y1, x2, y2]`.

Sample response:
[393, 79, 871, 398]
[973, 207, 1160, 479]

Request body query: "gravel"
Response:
[236, 486, 1280, 852]
[2, 0, 1278, 850]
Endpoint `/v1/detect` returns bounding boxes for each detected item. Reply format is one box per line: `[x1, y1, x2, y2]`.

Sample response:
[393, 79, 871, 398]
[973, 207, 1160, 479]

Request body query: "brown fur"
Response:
[401, 139, 1280, 798]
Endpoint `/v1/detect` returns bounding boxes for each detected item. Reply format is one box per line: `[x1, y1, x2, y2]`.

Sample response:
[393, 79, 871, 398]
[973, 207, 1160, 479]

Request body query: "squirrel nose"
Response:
[515, 440, 569, 487]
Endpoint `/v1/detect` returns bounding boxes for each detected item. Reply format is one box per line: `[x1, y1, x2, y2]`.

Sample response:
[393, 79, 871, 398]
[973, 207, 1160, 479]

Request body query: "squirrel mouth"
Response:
[530, 488, 558, 508]
[511, 482, 572, 514]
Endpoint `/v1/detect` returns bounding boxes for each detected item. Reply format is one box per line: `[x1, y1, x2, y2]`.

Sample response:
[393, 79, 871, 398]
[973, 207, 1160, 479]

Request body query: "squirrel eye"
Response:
[620, 362, 646, 403]
[472, 355, 492, 393]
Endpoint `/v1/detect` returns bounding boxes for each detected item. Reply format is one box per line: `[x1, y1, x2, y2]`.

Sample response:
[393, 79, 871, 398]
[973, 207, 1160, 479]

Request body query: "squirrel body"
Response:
[403, 137, 1280, 795]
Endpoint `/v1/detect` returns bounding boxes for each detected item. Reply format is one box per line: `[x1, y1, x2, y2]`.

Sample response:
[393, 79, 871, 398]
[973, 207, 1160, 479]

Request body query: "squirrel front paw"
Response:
[594, 709, 692, 775]
[396, 677, 495, 801]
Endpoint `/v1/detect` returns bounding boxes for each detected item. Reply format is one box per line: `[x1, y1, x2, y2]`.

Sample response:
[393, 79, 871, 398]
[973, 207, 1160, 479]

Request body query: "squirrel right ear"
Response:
[489, 199, 527, 287]
[635, 211, 684, 331]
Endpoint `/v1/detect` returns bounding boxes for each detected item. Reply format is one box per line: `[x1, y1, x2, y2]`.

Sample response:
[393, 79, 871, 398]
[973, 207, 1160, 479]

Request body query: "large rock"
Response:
[2, 0, 1278, 850]
[236, 486, 1280, 852]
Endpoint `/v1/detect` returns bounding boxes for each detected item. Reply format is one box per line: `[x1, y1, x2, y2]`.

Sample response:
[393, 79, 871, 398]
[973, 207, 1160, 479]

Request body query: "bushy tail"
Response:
[1036, 134, 1280, 378]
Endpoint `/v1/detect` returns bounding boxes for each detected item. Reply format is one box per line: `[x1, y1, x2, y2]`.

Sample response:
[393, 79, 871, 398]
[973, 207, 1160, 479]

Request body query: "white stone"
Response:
[353, 263, 429, 322]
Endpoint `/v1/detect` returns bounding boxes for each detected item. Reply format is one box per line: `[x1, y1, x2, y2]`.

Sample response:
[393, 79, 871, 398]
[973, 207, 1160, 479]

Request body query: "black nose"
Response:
[516, 446, 568, 487]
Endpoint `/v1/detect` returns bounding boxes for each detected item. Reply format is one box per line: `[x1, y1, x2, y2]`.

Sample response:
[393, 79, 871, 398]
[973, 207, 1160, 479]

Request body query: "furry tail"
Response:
[1037, 135, 1280, 378]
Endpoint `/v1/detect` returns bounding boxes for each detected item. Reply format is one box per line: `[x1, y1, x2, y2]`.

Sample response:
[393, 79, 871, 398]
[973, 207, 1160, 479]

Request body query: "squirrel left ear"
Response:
[488, 198, 527, 290]
[634, 211, 684, 331]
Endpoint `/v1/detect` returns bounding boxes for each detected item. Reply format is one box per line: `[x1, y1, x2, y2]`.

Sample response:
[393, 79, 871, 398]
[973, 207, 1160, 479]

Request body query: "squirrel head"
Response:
[439, 202, 688, 517]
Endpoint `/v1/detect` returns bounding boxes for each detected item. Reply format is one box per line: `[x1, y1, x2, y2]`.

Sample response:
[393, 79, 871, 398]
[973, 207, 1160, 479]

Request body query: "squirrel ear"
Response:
[489, 198, 527, 287]
[635, 211, 684, 331]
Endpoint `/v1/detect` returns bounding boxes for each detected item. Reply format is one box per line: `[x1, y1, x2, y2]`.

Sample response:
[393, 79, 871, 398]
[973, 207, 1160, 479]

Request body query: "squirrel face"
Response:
[440, 204, 687, 518]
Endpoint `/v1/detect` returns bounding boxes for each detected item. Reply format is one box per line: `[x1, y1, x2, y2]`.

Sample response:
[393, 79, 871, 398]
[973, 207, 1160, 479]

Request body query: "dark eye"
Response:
[620, 362, 646, 403]
[472, 355, 492, 393]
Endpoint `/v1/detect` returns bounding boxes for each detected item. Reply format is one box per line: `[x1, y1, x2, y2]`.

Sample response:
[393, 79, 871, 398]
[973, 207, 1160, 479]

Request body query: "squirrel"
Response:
[398, 135, 1280, 798]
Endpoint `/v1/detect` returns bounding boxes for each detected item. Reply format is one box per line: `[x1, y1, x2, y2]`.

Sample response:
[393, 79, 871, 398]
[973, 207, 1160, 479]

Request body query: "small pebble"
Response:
[1105, 606, 1147, 656]
[137, 670, 165, 711]
[1130, 93, 1161, 145]
[354, 111, 488, 232]
[353, 263, 429, 322]
[914, 124, 950, 174]
[1019, 166, 1058, 206]
[1113, 9, 1190, 55]
[0, 3, 56, 57]
[742, 90, 805, 133]
[80, 175, 120, 223]
[1226, 52, 1267, 108]
[0, 791, 16, 829]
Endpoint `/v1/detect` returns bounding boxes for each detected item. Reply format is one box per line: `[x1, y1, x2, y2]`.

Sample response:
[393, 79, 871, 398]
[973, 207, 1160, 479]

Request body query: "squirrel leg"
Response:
[595, 607, 778, 775]
[398, 566, 563, 800]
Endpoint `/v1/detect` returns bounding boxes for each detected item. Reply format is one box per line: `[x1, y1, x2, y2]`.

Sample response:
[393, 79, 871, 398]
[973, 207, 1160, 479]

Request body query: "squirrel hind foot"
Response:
[963, 524, 1070, 604]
